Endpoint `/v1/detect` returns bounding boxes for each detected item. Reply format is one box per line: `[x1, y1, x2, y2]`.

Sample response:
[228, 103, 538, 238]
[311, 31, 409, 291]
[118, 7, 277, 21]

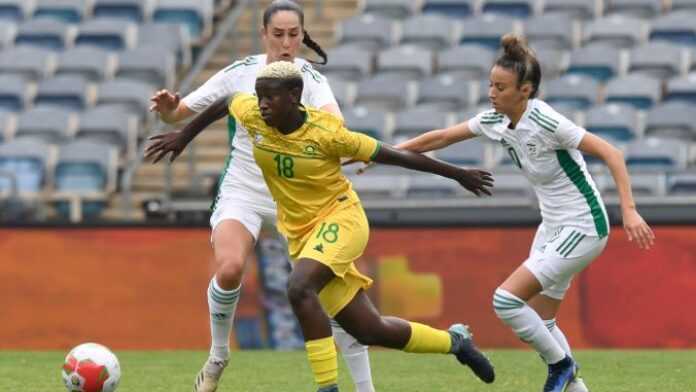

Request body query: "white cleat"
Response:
[566, 377, 589, 392]
[193, 357, 229, 392]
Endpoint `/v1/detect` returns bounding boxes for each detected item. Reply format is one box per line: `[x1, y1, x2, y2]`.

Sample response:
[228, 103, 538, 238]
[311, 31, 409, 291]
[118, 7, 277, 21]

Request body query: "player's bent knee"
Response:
[493, 287, 526, 320]
[216, 257, 245, 286]
[286, 278, 315, 308]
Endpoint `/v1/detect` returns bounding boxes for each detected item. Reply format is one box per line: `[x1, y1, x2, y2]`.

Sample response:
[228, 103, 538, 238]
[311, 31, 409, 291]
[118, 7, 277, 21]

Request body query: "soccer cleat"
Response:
[193, 357, 228, 392]
[448, 324, 495, 383]
[543, 356, 577, 392]
[566, 377, 589, 392]
[317, 385, 339, 392]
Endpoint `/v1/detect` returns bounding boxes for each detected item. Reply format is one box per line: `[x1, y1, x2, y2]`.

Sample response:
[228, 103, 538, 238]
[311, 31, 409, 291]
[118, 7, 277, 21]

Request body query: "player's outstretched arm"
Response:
[578, 132, 655, 249]
[145, 97, 229, 163]
[371, 144, 494, 196]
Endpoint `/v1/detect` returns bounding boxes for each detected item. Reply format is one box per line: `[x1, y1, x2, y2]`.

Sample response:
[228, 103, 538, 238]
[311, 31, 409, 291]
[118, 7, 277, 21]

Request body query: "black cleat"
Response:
[449, 324, 495, 384]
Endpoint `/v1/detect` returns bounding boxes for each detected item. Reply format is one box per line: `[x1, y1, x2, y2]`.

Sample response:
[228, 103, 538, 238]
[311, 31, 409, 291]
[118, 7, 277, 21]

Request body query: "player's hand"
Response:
[454, 169, 494, 196]
[144, 130, 190, 163]
[149, 89, 181, 114]
[622, 208, 654, 249]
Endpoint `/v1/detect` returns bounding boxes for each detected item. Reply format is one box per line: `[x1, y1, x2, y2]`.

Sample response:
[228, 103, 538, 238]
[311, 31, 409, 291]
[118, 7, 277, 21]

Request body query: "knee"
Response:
[216, 255, 245, 286]
[492, 287, 525, 319]
[286, 277, 314, 308]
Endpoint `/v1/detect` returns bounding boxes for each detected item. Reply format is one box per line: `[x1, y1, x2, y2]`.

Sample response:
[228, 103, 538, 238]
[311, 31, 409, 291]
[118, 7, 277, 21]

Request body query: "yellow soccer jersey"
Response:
[228, 93, 380, 239]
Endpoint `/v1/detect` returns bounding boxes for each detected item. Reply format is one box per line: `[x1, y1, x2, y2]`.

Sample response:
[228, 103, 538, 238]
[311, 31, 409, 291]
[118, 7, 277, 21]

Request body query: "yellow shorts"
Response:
[288, 203, 373, 317]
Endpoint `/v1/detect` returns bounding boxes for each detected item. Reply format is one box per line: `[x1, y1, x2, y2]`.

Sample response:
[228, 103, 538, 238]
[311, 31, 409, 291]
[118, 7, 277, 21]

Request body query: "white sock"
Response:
[207, 277, 240, 361]
[493, 288, 566, 364]
[331, 320, 375, 392]
[544, 319, 573, 358]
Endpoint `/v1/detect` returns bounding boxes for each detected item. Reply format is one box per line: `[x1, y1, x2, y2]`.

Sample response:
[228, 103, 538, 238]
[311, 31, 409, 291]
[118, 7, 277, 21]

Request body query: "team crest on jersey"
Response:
[526, 143, 538, 156]
[500, 138, 510, 147]
[304, 144, 319, 156]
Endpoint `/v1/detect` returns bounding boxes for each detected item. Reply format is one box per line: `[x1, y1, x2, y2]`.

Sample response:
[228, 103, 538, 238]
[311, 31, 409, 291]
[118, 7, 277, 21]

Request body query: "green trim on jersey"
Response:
[223, 56, 259, 73]
[369, 141, 382, 161]
[210, 115, 237, 211]
[556, 150, 609, 238]
[301, 63, 322, 83]
[481, 112, 504, 124]
[529, 108, 558, 133]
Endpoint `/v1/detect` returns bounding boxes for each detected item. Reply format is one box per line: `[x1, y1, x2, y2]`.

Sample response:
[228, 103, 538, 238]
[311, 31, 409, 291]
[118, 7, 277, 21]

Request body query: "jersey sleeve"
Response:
[467, 110, 504, 141]
[228, 93, 257, 128]
[301, 63, 338, 109]
[330, 126, 380, 162]
[182, 63, 240, 113]
[553, 117, 587, 150]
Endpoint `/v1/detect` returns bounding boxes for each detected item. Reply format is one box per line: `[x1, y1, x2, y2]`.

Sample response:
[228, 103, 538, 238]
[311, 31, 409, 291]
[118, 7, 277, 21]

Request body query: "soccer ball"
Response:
[61, 343, 121, 392]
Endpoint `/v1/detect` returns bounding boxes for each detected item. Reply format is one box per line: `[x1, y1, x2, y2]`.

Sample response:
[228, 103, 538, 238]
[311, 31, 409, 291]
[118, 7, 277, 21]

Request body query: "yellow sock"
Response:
[305, 336, 338, 387]
[404, 322, 452, 353]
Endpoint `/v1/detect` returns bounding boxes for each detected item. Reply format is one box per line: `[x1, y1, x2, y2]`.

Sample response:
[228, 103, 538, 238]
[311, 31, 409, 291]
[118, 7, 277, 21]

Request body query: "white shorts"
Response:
[209, 193, 277, 241]
[523, 223, 607, 300]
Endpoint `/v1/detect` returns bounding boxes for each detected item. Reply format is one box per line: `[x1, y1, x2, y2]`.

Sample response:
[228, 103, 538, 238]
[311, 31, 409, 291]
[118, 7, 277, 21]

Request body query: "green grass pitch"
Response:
[2, 350, 695, 391]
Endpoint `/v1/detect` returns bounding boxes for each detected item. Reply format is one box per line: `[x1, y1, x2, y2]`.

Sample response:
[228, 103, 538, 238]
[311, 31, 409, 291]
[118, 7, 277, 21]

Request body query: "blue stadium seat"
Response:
[336, 13, 396, 52]
[524, 13, 576, 50]
[584, 103, 639, 142]
[56, 46, 115, 81]
[0, 46, 56, 80]
[625, 138, 688, 170]
[376, 45, 434, 81]
[664, 75, 696, 104]
[399, 13, 458, 51]
[138, 22, 191, 68]
[97, 77, 155, 119]
[644, 101, 696, 140]
[422, 0, 474, 18]
[435, 136, 488, 166]
[671, 0, 696, 12]
[605, 73, 661, 109]
[595, 170, 667, 196]
[34, 75, 91, 111]
[326, 78, 352, 108]
[75, 19, 138, 51]
[0, 0, 30, 22]
[604, 0, 662, 18]
[16, 106, 76, 143]
[0, 137, 53, 195]
[481, 0, 536, 19]
[115, 46, 175, 89]
[583, 15, 644, 48]
[354, 74, 414, 111]
[77, 105, 138, 158]
[362, 0, 417, 20]
[533, 47, 569, 80]
[342, 106, 391, 141]
[152, 0, 213, 41]
[33, 0, 87, 23]
[667, 171, 696, 195]
[346, 165, 408, 199]
[15, 18, 73, 50]
[542, 74, 599, 110]
[0, 74, 33, 112]
[417, 74, 474, 112]
[628, 42, 685, 80]
[437, 44, 495, 80]
[93, 0, 149, 22]
[460, 14, 520, 50]
[542, 0, 597, 20]
[406, 174, 463, 199]
[392, 106, 451, 142]
[321, 44, 373, 81]
[649, 10, 696, 46]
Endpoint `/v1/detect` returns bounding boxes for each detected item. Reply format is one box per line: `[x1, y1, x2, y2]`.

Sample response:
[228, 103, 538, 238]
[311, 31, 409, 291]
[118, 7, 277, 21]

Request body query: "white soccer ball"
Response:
[61, 343, 121, 392]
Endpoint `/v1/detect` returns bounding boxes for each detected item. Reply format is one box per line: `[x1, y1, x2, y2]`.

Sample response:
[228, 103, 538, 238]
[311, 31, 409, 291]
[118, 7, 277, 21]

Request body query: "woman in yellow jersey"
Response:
[147, 61, 495, 392]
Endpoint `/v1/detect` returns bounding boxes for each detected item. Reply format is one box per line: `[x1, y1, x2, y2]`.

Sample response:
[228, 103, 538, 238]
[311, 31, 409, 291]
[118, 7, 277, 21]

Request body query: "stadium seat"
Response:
[137, 22, 191, 68]
[342, 106, 391, 141]
[584, 103, 639, 142]
[533, 47, 569, 80]
[354, 74, 415, 111]
[152, 0, 214, 41]
[671, 0, 696, 12]
[97, 78, 155, 119]
[486, 170, 534, 197]
[664, 75, 696, 104]
[542, 74, 599, 110]
[0, 137, 53, 195]
[667, 171, 696, 195]
[583, 15, 645, 48]
[0, 74, 34, 112]
[75, 18, 138, 51]
[347, 167, 408, 199]
[336, 13, 396, 52]
[362, 0, 417, 20]
[628, 42, 685, 80]
[0, 0, 31, 22]
[34, 75, 92, 111]
[421, 0, 474, 18]
[93, 0, 151, 22]
[376, 45, 434, 81]
[434, 136, 488, 166]
[77, 105, 137, 158]
[460, 14, 521, 50]
[399, 13, 458, 51]
[115, 46, 175, 89]
[437, 44, 495, 80]
[326, 78, 352, 108]
[649, 10, 696, 46]
[33, 0, 87, 23]
[417, 74, 474, 112]
[0, 20, 16, 49]
[392, 107, 451, 142]
[625, 138, 688, 170]
[644, 101, 696, 140]
[595, 170, 667, 196]
[55, 46, 116, 81]
[14, 18, 74, 50]
[605, 73, 661, 109]
[321, 44, 373, 81]
[481, 0, 536, 19]
[406, 174, 464, 199]
[52, 139, 118, 219]
[565, 43, 622, 82]
[524, 13, 576, 50]
[0, 46, 56, 80]
[0, 110, 15, 142]
[16, 106, 76, 143]
[542, 0, 598, 20]
[604, 0, 662, 18]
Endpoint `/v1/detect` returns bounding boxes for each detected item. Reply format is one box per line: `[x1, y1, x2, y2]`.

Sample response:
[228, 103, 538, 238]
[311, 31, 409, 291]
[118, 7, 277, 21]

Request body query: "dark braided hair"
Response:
[263, 0, 328, 65]
[495, 34, 541, 98]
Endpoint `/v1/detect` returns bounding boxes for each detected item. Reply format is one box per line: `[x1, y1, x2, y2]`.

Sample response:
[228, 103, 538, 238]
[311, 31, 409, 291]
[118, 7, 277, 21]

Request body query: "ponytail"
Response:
[495, 34, 541, 98]
[303, 31, 327, 65]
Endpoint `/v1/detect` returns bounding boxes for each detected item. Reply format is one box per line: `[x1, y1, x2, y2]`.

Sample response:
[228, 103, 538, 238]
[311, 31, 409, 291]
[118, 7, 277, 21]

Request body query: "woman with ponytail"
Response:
[376, 34, 655, 392]
[146, 2, 375, 391]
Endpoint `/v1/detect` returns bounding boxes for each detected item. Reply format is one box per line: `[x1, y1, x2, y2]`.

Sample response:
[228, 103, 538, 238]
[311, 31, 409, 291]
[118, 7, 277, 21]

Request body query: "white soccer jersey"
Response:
[182, 55, 338, 212]
[469, 99, 610, 238]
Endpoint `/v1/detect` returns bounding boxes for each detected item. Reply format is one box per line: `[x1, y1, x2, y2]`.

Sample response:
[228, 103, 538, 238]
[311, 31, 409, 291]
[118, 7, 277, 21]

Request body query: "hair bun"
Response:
[500, 33, 528, 61]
